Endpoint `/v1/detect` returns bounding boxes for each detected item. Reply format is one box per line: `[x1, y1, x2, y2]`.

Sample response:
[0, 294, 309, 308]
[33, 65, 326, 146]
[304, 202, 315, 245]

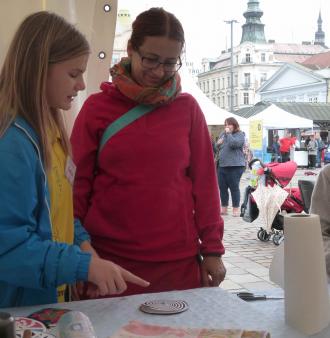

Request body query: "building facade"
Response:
[197, 0, 328, 112]
[257, 62, 330, 103]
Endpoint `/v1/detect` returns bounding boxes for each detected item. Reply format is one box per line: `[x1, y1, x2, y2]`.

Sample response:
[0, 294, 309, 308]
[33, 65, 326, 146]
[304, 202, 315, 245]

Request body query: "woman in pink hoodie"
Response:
[71, 7, 226, 297]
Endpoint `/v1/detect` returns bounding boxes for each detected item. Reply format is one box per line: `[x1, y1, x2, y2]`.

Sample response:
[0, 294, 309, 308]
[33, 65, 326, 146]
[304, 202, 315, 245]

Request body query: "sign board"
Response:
[249, 120, 263, 150]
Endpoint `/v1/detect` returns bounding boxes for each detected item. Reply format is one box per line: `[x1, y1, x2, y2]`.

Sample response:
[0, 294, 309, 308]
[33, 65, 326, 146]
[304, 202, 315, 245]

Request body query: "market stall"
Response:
[248, 104, 313, 164]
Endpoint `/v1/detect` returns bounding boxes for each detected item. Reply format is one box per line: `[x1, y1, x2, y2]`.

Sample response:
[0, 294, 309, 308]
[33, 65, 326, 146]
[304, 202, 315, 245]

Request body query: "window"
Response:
[234, 74, 238, 86]
[217, 78, 220, 90]
[236, 55, 239, 64]
[222, 78, 225, 89]
[261, 53, 266, 62]
[227, 95, 230, 107]
[244, 73, 251, 86]
[206, 81, 209, 92]
[212, 79, 216, 91]
[260, 73, 267, 83]
[234, 94, 238, 107]
[244, 93, 249, 105]
[222, 96, 225, 108]
[313, 97, 318, 103]
[203, 82, 205, 92]
[245, 53, 251, 63]
[217, 96, 220, 106]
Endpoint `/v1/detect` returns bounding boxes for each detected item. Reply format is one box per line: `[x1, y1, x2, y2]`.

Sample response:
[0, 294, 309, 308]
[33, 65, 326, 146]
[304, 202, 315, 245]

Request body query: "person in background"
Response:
[315, 133, 325, 168]
[310, 165, 330, 280]
[279, 131, 295, 163]
[242, 138, 253, 169]
[307, 134, 317, 169]
[216, 117, 245, 217]
[0, 11, 148, 308]
[271, 135, 280, 162]
[71, 7, 226, 297]
[210, 132, 217, 157]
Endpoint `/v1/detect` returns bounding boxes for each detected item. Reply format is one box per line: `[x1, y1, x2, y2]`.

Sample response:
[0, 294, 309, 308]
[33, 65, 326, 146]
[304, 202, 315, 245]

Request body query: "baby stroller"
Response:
[240, 159, 304, 245]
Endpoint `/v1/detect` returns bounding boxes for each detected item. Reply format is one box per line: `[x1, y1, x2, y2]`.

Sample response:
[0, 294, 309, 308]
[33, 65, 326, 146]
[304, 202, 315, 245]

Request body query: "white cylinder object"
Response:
[57, 311, 97, 338]
[284, 213, 330, 335]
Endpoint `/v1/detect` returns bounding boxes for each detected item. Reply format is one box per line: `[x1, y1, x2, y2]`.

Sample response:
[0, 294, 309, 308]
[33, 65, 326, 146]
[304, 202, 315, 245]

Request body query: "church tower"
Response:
[240, 0, 266, 44]
[314, 11, 325, 46]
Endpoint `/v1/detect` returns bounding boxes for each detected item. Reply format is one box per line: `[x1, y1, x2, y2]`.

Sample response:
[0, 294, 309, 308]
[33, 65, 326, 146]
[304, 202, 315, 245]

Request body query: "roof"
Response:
[203, 43, 329, 73]
[213, 58, 231, 70]
[270, 43, 328, 64]
[271, 43, 327, 54]
[235, 102, 330, 123]
[302, 51, 330, 69]
[275, 102, 330, 121]
[273, 54, 314, 63]
[235, 102, 269, 118]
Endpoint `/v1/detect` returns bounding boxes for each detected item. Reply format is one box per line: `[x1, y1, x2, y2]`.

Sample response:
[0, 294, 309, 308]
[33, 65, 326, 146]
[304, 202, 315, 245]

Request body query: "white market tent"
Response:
[248, 104, 313, 163]
[249, 103, 313, 129]
[179, 67, 248, 127]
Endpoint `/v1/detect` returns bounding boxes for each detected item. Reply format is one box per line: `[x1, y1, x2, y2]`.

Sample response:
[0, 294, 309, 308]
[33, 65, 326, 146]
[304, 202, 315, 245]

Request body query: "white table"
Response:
[291, 149, 308, 167]
[3, 287, 330, 338]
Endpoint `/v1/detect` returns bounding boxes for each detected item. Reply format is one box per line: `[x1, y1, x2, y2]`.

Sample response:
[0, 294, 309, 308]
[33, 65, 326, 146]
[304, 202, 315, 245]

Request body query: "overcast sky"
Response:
[118, 0, 330, 65]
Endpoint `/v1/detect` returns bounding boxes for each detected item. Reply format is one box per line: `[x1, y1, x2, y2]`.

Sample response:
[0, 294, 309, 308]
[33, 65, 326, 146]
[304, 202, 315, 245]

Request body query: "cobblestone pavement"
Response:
[219, 167, 320, 292]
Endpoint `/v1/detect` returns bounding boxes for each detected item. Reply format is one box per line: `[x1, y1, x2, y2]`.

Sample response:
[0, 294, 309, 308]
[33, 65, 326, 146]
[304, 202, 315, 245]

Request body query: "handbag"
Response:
[98, 104, 154, 157]
[241, 186, 259, 223]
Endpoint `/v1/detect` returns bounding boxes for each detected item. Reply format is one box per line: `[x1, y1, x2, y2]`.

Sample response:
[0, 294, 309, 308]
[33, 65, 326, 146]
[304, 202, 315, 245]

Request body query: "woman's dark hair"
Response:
[225, 117, 240, 132]
[130, 7, 185, 50]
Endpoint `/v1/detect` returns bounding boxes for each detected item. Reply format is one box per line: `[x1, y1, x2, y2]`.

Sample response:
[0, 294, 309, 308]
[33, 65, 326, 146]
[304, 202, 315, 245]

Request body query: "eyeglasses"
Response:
[136, 49, 182, 73]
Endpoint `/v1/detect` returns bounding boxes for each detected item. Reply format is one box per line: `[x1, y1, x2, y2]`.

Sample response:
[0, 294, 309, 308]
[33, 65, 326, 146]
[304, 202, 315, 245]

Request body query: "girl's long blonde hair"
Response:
[0, 11, 89, 170]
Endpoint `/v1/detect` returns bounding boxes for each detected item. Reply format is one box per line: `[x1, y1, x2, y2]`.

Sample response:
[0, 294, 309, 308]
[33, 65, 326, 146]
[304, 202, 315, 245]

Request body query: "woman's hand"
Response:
[200, 256, 226, 287]
[87, 256, 150, 296]
[225, 127, 231, 133]
[217, 137, 224, 145]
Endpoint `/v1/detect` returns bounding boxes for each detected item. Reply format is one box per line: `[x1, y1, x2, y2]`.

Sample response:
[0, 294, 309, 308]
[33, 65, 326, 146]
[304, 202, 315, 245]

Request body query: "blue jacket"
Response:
[0, 117, 91, 308]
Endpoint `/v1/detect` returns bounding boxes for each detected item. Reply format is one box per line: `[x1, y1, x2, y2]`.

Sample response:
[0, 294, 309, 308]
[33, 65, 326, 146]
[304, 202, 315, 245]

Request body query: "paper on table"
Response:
[269, 241, 284, 289]
[109, 320, 270, 338]
[284, 213, 330, 335]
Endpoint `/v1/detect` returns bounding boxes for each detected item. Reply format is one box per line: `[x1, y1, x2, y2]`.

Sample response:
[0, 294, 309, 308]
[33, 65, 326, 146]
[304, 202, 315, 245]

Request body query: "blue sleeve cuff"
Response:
[76, 251, 92, 281]
[74, 218, 91, 246]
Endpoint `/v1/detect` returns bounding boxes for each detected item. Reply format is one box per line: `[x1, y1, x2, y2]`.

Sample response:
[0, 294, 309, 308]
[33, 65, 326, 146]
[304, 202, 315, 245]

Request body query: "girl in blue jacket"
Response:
[0, 11, 149, 308]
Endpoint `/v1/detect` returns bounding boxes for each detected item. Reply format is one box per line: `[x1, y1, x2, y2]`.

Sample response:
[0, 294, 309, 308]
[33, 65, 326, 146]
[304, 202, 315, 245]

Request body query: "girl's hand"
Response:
[87, 257, 150, 296]
[80, 240, 99, 258]
[71, 282, 84, 300]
